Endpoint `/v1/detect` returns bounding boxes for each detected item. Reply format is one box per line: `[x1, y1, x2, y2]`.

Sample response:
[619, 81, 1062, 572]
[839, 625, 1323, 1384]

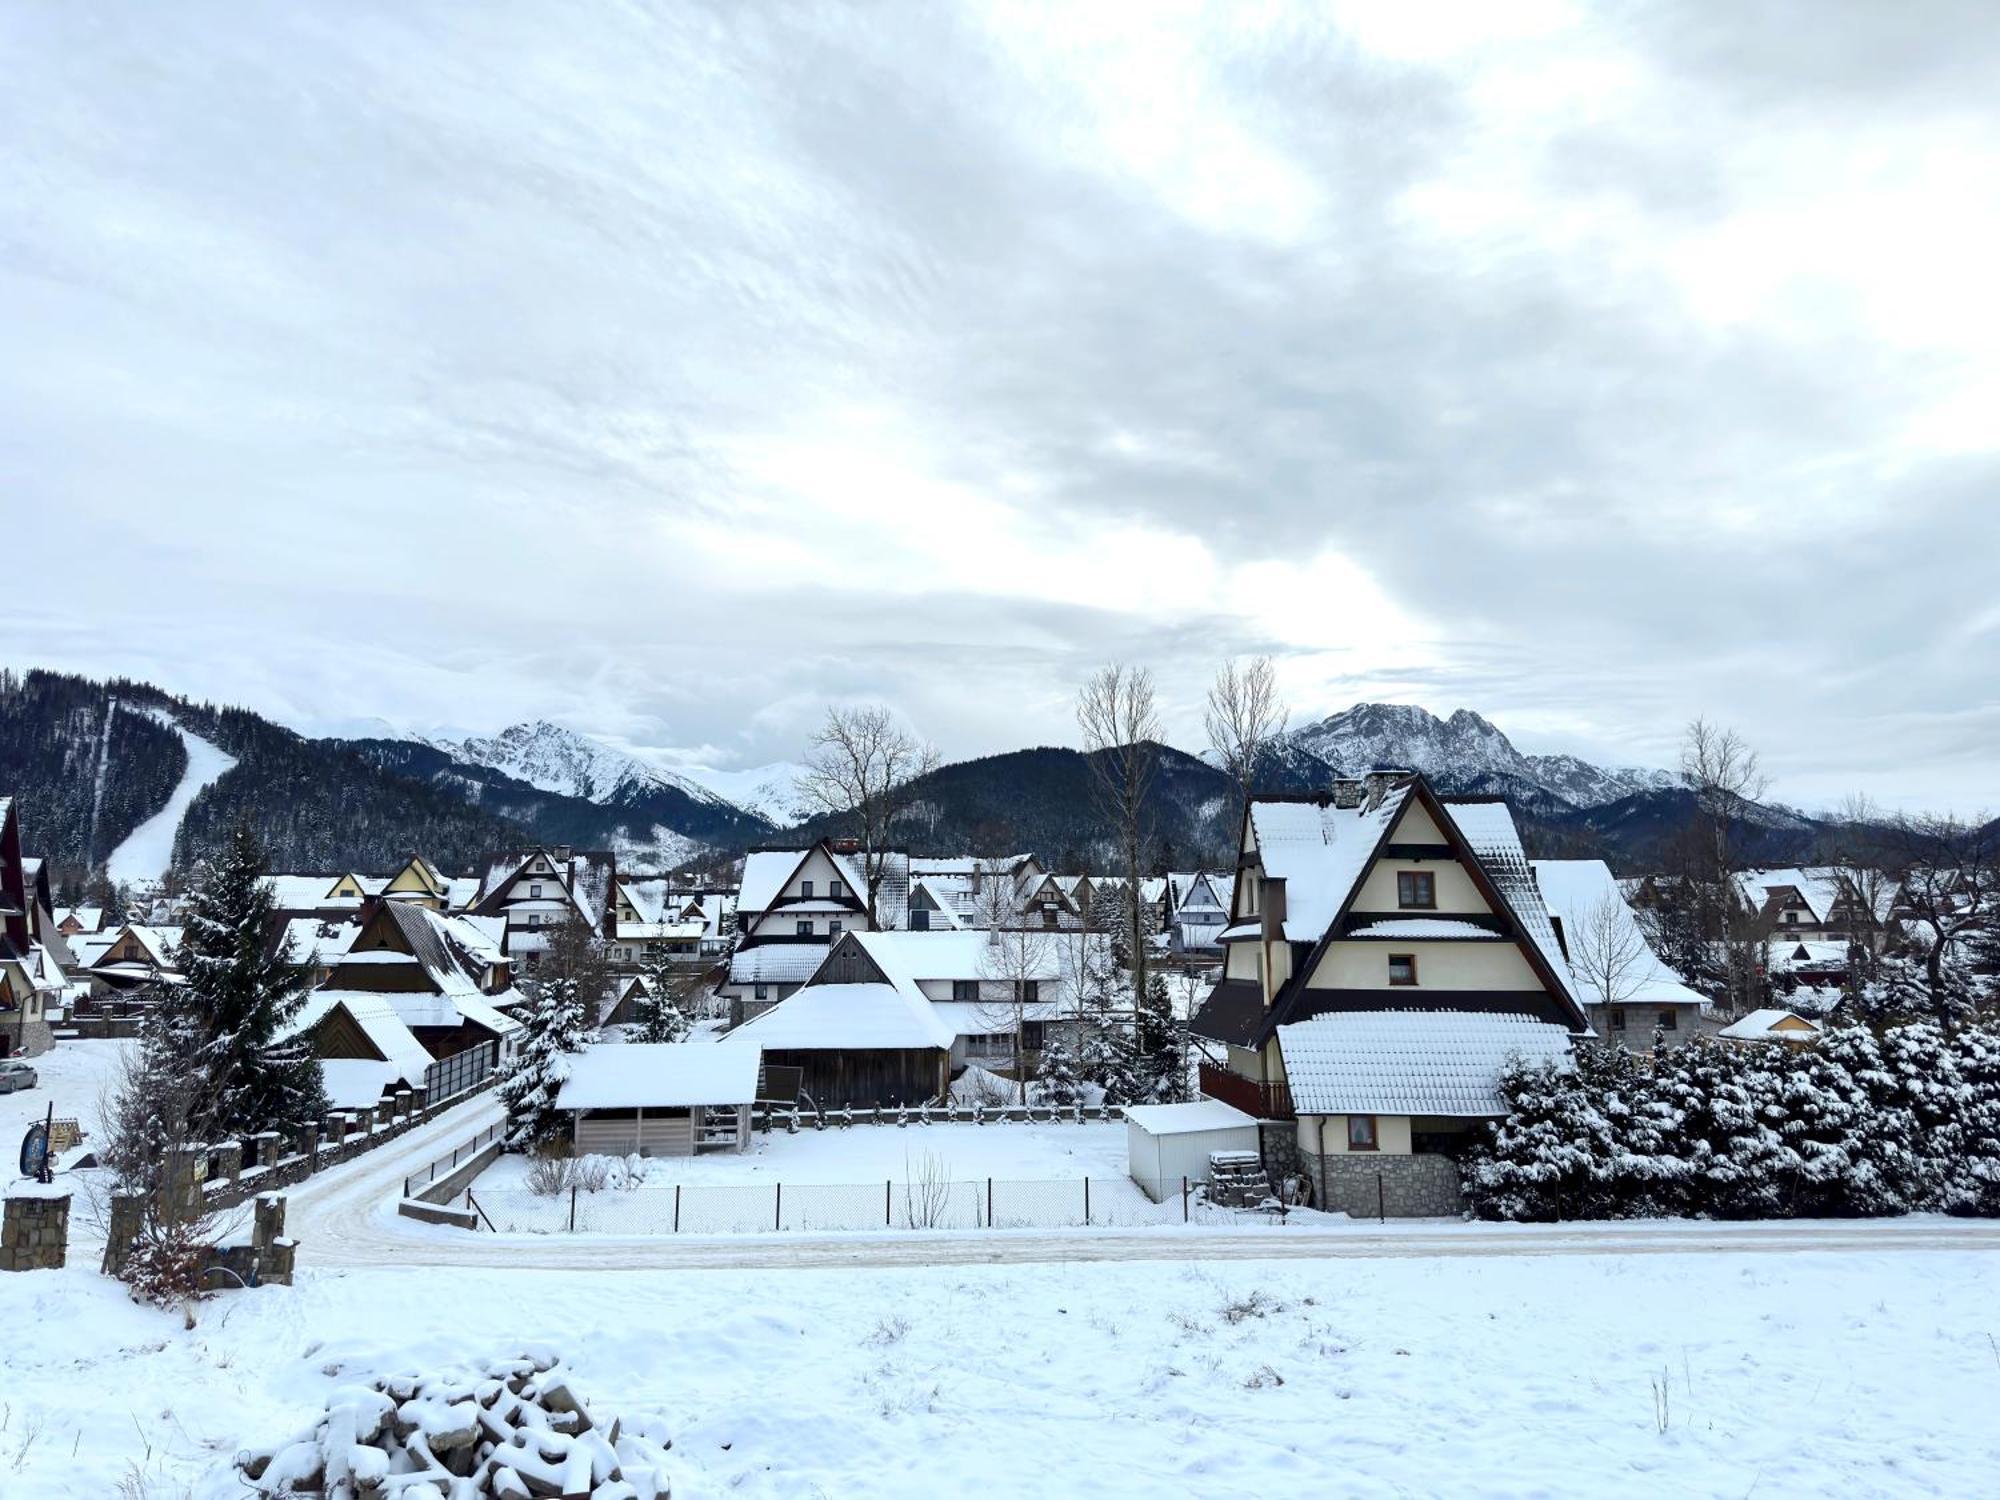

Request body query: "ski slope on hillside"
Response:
[105, 709, 237, 882]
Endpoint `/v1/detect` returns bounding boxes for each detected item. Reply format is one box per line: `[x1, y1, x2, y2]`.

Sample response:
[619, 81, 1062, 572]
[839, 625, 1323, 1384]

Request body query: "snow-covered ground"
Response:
[479, 1119, 1133, 1188]
[0, 1037, 128, 1163]
[105, 709, 238, 883]
[4, 1247, 1996, 1497]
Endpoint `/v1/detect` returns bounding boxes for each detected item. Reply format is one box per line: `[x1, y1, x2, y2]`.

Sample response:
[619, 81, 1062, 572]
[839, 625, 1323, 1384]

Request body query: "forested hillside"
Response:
[0, 670, 527, 880]
[0, 670, 188, 875]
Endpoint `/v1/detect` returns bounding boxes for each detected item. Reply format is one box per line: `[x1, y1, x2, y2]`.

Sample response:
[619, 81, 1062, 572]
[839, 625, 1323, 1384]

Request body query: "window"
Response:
[1347, 1114, 1378, 1151]
[1388, 953, 1417, 986]
[911, 908, 930, 931]
[754, 983, 768, 1001]
[796, 919, 814, 937]
[527, 912, 541, 927]
[1396, 871, 1436, 910]
[1019, 979, 1040, 1003]
[530, 883, 543, 898]
[1609, 1006, 1627, 1030]
[1782, 910, 1797, 924]
[1043, 908, 1059, 928]
[800, 880, 814, 899]
[1658, 1009, 1679, 1032]
[830, 879, 844, 899]
[828, 920, 843, 937]
[953, 979, 979, 1002]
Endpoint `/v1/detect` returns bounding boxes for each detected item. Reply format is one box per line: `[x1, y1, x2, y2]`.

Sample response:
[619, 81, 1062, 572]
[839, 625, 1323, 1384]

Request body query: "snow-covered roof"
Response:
[1530, 859, 1712, 1011]
[726, 944, 830, 986]
[1717, 1009, 1822, 1042]
[1347, 918, 1503, 940]
[727, 981, 954, 1052]
[1277, 1009, 1576, 1117]
[285, 990, 434, 1091]
[844, 930, 1062, 987]
[1440, 802, 1581, 1015]
[264, 874, 381, 910]
[1768, 939, 1849, 971]
[1124, 1099, 1257, 1135]
[554, 1043, 761, 1110]
[279, 916, 361, 966]
[1248, 792, 1406, 943]
[737, 850, 809, 916]
[927, 999, 1062, 1037]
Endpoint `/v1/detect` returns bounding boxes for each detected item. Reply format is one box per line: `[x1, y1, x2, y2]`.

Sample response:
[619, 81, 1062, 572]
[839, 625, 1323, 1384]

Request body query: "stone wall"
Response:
[0, 1189, 71, 1271]
[1303, 1150, 1466, 1218]
[1258, 1120, 1304, 1188]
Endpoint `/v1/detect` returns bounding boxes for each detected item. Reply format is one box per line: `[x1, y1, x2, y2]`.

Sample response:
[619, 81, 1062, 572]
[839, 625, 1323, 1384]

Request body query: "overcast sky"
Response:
[4, 2, 1996, 813]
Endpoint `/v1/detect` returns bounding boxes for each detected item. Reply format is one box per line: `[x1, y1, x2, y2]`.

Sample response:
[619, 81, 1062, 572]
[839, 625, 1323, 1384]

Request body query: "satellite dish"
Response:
[19, 1122, 48, 1179]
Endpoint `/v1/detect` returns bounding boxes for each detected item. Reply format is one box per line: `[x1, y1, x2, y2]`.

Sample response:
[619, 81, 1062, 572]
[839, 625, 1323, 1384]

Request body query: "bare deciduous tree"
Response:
[1569, 892, 1650, 1021]
[1678, 718, 1771, 1013]
[795, 704, 938, 929]
[1204, 655, 1288, 824]
[1880, 810, 1997, 1024]
[1076, 665, 1160, 1024]
[973, 876, 1056, 1103]
[1823, 793, 1896, 999]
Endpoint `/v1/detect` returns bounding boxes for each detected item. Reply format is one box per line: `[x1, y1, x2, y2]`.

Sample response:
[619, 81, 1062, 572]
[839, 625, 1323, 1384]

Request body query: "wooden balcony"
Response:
[1198, 1061, 1294, 1121]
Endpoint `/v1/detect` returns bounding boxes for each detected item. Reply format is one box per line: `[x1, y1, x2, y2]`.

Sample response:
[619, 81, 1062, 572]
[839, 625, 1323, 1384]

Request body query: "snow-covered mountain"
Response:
[1287, 704, 1675, 809]
[670, 761, 811, 826]
[436, 721, 736, 811]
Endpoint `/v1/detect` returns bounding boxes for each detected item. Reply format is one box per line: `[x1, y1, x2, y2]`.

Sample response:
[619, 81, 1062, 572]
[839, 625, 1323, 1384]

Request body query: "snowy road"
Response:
[105, 708, 238, 883]
[289, 1091, 2000, 1270]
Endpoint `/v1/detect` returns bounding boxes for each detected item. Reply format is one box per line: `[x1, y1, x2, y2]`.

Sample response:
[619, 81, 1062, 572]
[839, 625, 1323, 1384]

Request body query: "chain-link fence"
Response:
[460, 1173, 1287, 1235]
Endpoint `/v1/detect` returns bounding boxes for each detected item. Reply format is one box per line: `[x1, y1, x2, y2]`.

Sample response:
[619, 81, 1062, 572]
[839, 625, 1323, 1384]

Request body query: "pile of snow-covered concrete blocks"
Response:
[238, 1350, 672, 1497]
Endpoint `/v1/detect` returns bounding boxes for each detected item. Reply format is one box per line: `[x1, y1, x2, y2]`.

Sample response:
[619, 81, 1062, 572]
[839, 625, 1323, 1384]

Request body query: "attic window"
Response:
[530, 883, 543, 898]
[829, 879, 844, 900]
[1396, 871, 1436, 910]
[1388, 954, 1417, 987]
[801, 880, 815, 899]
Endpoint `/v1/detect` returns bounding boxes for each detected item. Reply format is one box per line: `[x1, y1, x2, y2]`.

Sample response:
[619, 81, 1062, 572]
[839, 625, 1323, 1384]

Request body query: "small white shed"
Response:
[555, 1043, 762, 1157]
[1124, 1099, 1260, 1201]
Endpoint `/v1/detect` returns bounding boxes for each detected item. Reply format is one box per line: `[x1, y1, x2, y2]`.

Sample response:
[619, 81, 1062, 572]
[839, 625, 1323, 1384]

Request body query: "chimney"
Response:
[1260, 877, 1287, 944]
[1362, 766, 1414, 811]
[1330, 778, 1365, 810]
[553, 844, 572, 863]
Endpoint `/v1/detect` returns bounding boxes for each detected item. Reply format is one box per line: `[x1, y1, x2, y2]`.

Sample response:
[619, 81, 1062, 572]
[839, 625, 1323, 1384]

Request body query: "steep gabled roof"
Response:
[1248, 778, 1590, 1042]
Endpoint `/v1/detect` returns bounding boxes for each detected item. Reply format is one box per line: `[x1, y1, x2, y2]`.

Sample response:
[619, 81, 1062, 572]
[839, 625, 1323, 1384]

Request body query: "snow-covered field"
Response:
[479, 1119, 1133, 1188]
[105, 710, 237, 883]
[3, 1247, 1995, 1497]
[470, 1121, 1175, 1232]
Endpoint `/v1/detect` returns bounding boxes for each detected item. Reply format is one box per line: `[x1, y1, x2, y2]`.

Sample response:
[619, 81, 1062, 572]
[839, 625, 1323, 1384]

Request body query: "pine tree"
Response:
[630, 973, 690, 1044]
[495, 915, 602, 1146]
[1465, 1054, 1609, 1221]
[1132, 968, 1191, 1103]
[162, 824, 327, 1135]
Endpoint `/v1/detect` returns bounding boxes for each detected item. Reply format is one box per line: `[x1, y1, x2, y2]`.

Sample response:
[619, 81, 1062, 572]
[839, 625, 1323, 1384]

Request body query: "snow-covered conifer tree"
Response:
[495, 915, 602, 1146]
[163, 824, 327, 1134]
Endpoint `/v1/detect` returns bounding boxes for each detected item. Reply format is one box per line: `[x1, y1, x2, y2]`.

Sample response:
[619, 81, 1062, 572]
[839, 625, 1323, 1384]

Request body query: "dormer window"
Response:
[1397, 871, 1436, 910]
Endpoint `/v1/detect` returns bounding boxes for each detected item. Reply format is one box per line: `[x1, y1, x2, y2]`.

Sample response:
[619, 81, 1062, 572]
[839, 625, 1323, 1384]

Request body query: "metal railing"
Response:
[403, 1121, 504, 1198]
[424, 1040, 498, 1106]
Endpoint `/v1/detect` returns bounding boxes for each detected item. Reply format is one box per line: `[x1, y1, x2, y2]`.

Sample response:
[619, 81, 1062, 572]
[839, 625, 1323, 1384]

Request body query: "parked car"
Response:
[0, 1061, 38, 1093]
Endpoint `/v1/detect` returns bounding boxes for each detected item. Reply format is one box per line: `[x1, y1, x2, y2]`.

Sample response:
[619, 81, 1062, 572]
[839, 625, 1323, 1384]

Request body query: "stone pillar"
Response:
[102, 1193, 144, 1277]
[325, 1114, 348, 1149]
[296, 1123, 318, 1164]
[216, 1141, 244, 1189]
[410, 1085, 430, 1118]
[158, 1147, 207, 1221]
[357, 1104, 378, 1134]
[253, 1195, 295, 1286]
[0, 1191, 71, 1272]
[252, 1131, 281, 1169]
[393, 1090, 414, 1123]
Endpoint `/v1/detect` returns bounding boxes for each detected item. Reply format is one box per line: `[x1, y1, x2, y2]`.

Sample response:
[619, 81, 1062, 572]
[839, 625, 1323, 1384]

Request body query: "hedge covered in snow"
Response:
[1465, 1022, 2000, 1221]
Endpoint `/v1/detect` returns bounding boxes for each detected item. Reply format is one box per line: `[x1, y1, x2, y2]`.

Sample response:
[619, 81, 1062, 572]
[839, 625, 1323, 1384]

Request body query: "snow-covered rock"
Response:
[1287, 704, 1672, 809]
[439, 721, 730, 811]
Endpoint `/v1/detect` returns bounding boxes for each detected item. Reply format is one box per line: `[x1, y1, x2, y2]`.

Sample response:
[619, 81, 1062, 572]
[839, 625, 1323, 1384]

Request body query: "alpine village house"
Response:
[1192, 770, 1588, 1217]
